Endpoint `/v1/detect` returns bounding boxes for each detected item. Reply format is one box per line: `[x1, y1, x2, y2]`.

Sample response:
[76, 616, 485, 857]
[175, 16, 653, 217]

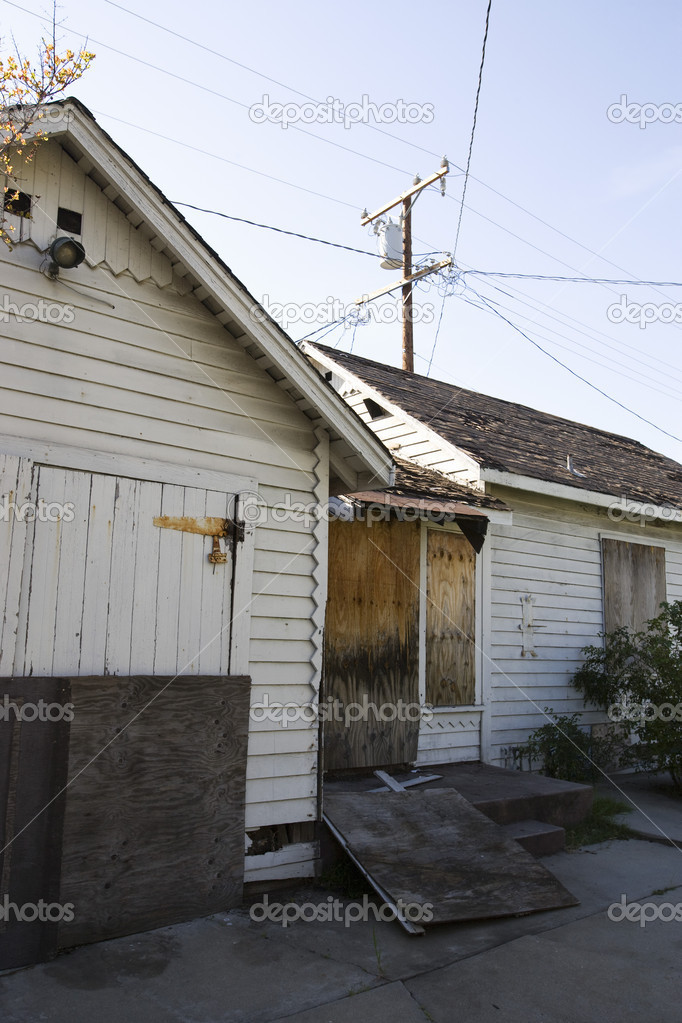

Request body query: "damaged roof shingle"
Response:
[316, 345, 682, 510]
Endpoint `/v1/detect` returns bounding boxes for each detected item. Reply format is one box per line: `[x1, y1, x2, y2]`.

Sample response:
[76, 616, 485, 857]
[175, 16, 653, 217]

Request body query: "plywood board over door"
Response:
[0, 676, 71, 970]
[426, 530, 476, 707]
[57, 673, 251, 948]
[324, 518, 421, 770]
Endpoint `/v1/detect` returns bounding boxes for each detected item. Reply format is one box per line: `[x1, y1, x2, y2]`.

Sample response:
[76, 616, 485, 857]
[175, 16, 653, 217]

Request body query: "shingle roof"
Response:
[315, 345, 682, 509]
[390, 458, 506, 510]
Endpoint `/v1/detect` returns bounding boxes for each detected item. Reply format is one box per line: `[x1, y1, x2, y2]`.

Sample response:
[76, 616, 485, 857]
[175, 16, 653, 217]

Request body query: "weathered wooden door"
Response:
[12, 464, 244, 677]
[324, 517, 421, 770]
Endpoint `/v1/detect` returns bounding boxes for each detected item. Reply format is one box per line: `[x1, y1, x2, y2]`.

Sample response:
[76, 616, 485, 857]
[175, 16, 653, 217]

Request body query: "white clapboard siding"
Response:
[0, 142, 332, 853]
[26, 140, 173, 287]
[244, 842, 319, 882]
[486, 490, 682, 765]
[0, 264, 317, 492]
[416, 710, 481, 766]
[323, 371, 479, 480]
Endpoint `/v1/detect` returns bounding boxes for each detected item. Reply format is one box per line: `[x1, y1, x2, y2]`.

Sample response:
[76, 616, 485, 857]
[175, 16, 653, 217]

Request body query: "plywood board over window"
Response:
[602, 538, 667, 634]
[426, 530, 476, 707]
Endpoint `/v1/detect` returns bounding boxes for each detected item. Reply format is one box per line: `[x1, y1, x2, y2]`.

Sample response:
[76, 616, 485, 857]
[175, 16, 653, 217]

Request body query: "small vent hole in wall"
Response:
[363, 397, 388, 420]
[57, 207, 82, 234]
[3, 190, 32, 217]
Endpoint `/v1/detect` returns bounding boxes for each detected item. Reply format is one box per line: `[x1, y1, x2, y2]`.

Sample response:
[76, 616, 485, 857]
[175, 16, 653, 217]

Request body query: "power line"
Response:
[453, 0, 492, 259]
[170, 202, 383, 257]
[14, 0, 680, 321]
[466, 288, 682, 444]
[9, 0, 682, 426]
[15, 0, 682, 317]
[426, 292, 447, 377]
[463, 270, 682, 287]
[469, 288, 682, 404]
[100, 0, 669, 303]
[4, 0, 413, 179]
[90, 109, 358, 210]
[473, 274, 682, 386]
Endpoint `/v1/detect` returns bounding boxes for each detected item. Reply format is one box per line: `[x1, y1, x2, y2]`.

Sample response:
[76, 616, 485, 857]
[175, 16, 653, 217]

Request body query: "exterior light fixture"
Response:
[47, 237, 86, 277]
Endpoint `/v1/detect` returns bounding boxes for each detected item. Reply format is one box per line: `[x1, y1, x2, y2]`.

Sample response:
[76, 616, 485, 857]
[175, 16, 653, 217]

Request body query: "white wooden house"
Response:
[0, 99, 392, 965]
[303, 342, 682, 770]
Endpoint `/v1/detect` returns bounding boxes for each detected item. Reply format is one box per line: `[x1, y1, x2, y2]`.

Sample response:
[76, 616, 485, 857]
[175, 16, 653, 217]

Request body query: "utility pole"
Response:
[360, 160, 449, 372]
[402, 192, 413, 372]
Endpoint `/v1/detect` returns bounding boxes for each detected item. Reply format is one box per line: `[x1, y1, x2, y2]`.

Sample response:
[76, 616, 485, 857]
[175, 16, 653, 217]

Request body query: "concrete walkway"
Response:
[596, 768, 682, 846]
[2, 781, 682, 1022]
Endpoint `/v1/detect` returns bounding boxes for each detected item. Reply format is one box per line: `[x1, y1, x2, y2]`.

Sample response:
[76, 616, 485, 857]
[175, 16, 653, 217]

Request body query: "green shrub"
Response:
[515, 709, 621, 784]
[572, 601, 682, 792]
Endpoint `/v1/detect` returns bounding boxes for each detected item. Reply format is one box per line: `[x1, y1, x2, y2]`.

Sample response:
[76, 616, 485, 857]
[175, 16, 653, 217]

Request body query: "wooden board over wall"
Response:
[324, 518, 421, 770]
[426, 530, 476, 707]
[602, 538, 666, 634]
[57, 674, 251, 948]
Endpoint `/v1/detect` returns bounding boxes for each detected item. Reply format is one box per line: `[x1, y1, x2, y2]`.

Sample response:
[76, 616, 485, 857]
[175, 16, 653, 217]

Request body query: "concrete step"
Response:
[502, 819, 566, 857]
[325, 763, 594, 833]
[438, 763, 593, 830]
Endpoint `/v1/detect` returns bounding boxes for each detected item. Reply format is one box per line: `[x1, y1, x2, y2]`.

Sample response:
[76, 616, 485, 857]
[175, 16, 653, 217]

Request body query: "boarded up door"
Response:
[324, 517, 421, 770]
[57, 672, 250, 948]
[0, 460, 254, 963]
[426, 530, 476, 707]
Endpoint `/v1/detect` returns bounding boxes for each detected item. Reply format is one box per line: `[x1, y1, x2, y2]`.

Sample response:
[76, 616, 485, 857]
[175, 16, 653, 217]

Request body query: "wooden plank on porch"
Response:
[324, 788, 578, 929]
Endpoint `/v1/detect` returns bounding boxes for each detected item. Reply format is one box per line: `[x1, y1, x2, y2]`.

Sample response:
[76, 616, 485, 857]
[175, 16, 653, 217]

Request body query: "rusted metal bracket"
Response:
[152, 514, 245, 566]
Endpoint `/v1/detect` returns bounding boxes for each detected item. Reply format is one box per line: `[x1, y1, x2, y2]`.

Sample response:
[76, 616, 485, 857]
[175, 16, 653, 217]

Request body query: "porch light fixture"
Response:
[47, 236, 86, 277]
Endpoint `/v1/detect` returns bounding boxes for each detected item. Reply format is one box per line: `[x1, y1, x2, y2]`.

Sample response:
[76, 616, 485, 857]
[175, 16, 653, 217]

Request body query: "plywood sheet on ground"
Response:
[324, 788, 578, 926]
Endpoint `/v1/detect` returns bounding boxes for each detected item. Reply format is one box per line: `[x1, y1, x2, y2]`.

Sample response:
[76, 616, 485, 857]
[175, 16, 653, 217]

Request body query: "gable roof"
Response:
[14, 99, 392, 493]
[307, 344, 682, 511]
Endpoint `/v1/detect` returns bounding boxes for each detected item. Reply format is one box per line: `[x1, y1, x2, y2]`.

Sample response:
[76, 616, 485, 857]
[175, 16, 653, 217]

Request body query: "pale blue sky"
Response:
[4, 0, 682, 461]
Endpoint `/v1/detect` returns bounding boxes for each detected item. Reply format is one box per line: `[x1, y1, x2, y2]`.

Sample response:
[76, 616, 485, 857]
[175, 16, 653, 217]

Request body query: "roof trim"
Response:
[483, 469, 682, 523]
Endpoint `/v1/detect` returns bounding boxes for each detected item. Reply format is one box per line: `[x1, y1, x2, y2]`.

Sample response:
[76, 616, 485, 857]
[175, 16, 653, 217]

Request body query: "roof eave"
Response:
[481, 468, 682, 522]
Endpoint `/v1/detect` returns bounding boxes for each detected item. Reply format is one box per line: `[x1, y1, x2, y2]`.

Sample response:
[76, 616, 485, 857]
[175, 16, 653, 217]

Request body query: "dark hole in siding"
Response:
[3, 190, 32, 217]
[57, 207, 83, 234]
